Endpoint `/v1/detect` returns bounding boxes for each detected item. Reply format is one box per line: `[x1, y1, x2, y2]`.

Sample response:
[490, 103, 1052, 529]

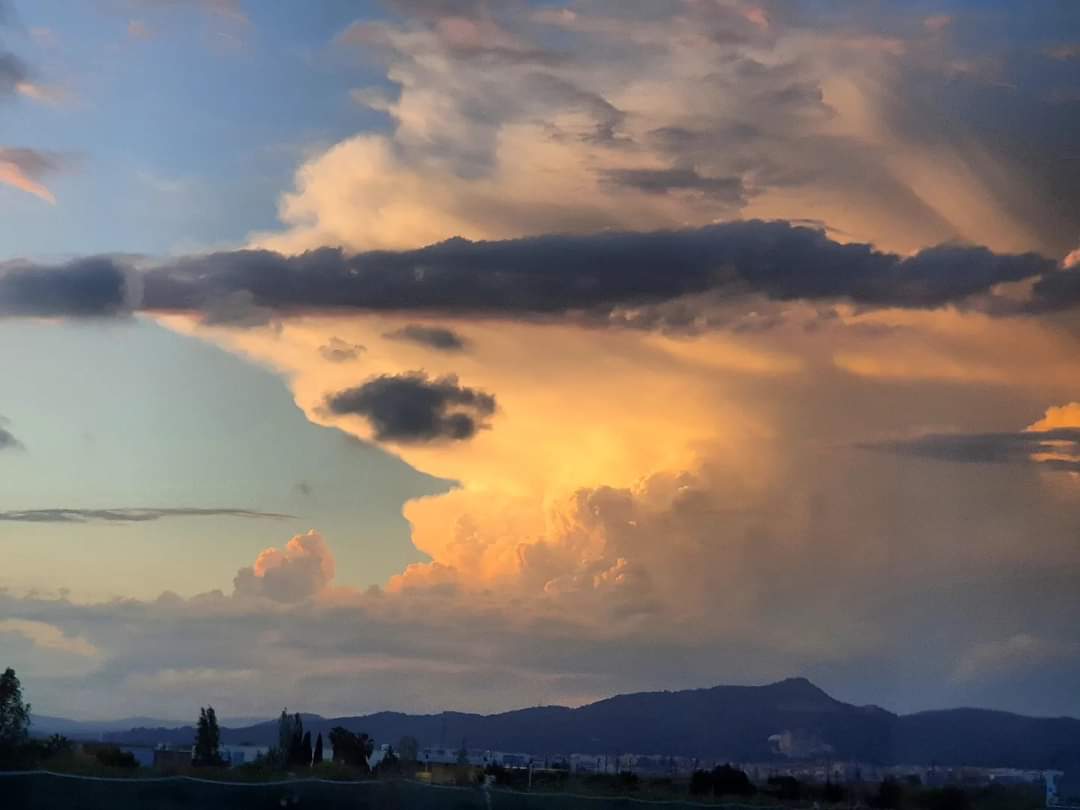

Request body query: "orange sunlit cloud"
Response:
[0, 159, 56, 203]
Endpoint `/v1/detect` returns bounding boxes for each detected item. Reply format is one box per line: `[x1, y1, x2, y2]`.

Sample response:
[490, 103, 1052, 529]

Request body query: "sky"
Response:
[1, 0, 1080, 723]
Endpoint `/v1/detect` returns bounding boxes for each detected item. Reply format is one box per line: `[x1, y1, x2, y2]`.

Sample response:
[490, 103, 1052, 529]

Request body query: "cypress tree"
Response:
[193, 706, 223, 767]
[301, 730, 313, 768]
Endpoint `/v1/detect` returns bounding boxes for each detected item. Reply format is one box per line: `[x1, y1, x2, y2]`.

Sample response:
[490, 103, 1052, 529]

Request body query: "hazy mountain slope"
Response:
[98, 679, 1080, 768]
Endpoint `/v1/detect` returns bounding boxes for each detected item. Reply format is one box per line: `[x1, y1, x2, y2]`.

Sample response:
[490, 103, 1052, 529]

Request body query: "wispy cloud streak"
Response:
[0, 507, 295, 523]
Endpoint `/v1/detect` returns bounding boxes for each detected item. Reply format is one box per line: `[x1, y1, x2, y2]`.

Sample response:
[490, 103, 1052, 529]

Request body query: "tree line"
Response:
[192, 702, 418, 774]
[1, 667, 420, 776]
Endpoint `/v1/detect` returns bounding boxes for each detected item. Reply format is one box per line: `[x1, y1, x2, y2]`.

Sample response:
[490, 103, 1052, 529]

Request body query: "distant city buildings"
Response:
[116, 735, 1072, 801]
[418, 746, 532, 768]
[1048, 771, 1080, 809]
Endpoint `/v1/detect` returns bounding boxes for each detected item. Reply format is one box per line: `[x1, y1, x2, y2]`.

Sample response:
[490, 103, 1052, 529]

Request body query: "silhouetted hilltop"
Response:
[895, 708, 1080, 768]
[95, 678, 1080, 768]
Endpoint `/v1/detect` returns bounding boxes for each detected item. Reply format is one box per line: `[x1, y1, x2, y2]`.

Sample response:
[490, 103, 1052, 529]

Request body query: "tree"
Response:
[92, 745, 139, 769]
[710, 764, 755, 797]
[397, 735, 419, 764]
[287, 713, 307, 767]
[42, 734, 73, 760]
[313, 733, 324, 766]
[328, 726, 373, 773]
[689, 770, 712, 796]
[821, 778, 846, 804]
[193, 706, 224, 767]
[277, 709, 294, 756]
[456, 738, 469, 766]
[874, 777, 905, 809]
[767, 775, 801, 801]
[301, 731, 313, 768]
[275, 710, 310, 769]
[924, 786, 972, 810]
[0, 668, 31, 753]
[377, 745, 401, 777]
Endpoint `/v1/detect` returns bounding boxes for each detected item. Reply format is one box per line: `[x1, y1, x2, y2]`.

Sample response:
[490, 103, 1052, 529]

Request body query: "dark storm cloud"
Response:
[601, 168, 745, 203]
[0, 507, 295, 523]
[0, 426, 23, 451]
[384, 324, 467, 351]
[326, 372, 496, 443]
[0, 256, 130, 317]
[1, 221, 1063, 323]
[1025, 270, 1080, 314]
[132, 222, 1060, 315]
[862, 428, 1080, 473]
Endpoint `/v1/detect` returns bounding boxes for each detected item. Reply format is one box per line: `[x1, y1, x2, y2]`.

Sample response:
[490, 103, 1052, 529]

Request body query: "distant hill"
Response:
[94, 678, 1080, 769]
[30, 714, 272, 741]
[30, 715, 183, 739]
[895, 708, 1080, 769]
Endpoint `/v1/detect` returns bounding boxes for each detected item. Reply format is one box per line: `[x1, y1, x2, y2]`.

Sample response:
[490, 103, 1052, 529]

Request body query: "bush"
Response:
[921, 786, 972, 810]
[689, 769, 712, 795]
[711, 764, 755, 797]
[767, 775, 802, 800]
[875, 777, 906, 809]
[90, 745, 139, 769]
[822, 779, 847, 804]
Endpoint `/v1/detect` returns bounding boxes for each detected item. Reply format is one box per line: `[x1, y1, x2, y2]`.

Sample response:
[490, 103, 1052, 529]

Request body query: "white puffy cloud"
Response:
[232, 529, 336, 602]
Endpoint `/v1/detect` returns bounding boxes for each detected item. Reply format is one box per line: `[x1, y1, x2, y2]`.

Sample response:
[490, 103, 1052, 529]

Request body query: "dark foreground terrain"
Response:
[0, 771, 1046, 810]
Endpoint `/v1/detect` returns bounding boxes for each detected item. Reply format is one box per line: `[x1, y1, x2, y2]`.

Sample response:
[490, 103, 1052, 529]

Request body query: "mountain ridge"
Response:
[38, 678, 1078, 769]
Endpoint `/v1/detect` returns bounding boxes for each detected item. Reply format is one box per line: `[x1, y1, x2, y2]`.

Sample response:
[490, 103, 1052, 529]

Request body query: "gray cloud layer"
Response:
[0, 507, 295, 523]
[326, 372, 496, 443]
[384, 324, 467, 351]
[0, 221, 1061, 324]
[0, 257, 132, 317]
[0, 146, 61, 177]
[318, 336, 365, 362]
[863, 427, 1080, 473]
